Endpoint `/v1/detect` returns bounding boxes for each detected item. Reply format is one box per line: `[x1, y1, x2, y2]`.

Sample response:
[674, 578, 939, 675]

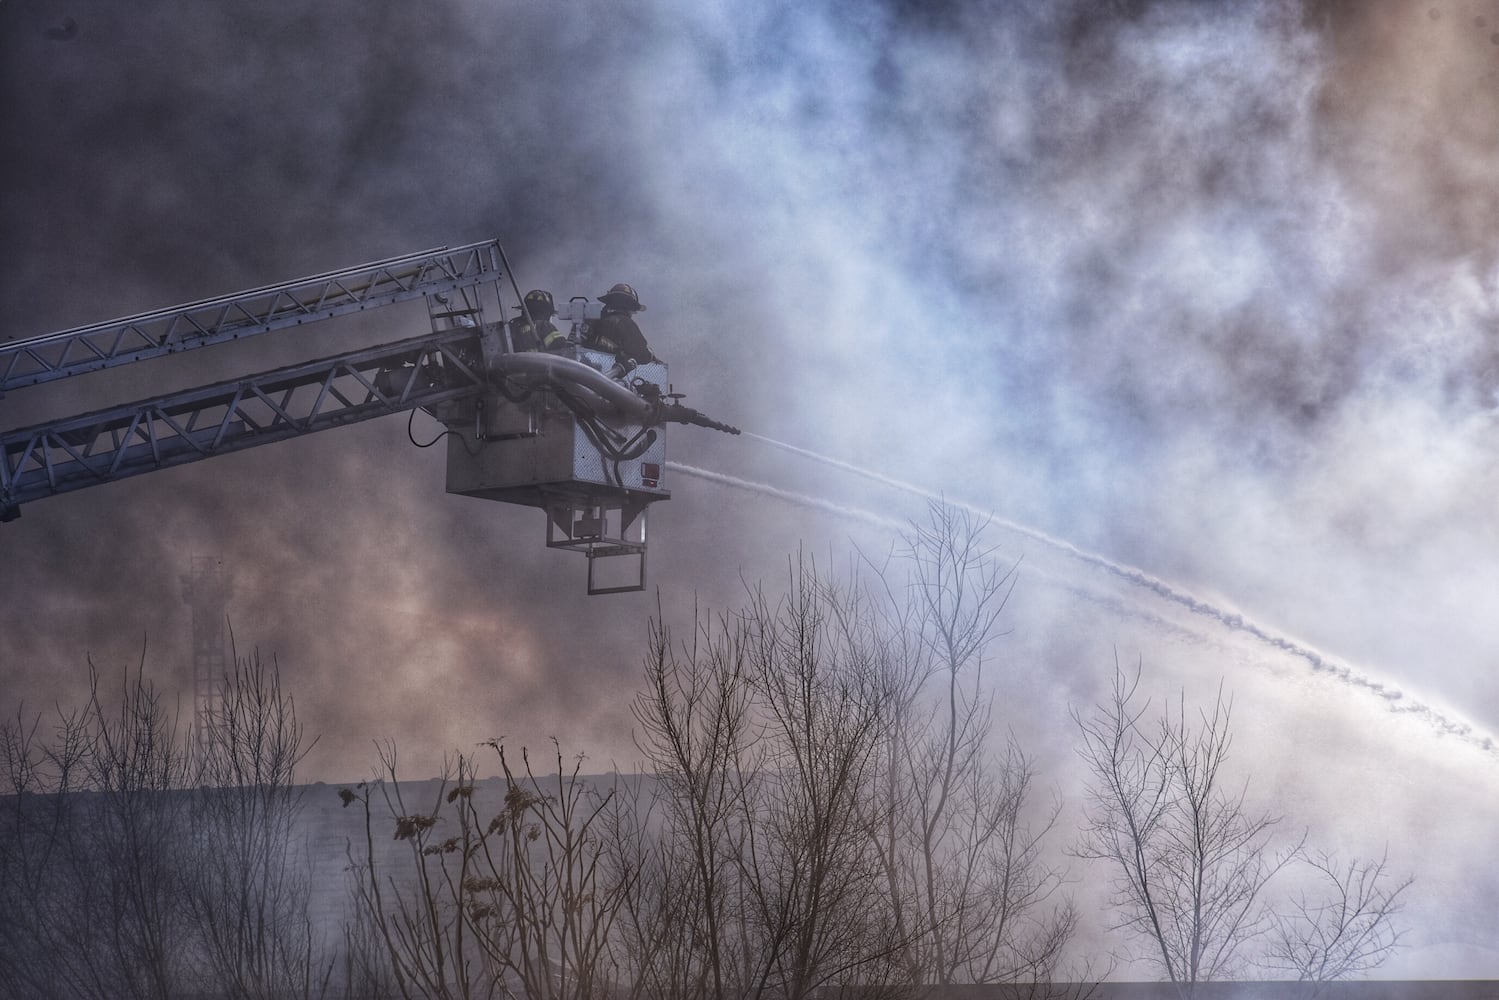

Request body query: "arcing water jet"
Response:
[704, 436, 1498, 756]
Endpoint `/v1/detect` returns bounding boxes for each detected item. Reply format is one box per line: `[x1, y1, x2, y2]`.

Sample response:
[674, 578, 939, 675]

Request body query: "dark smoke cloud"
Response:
[0, 0, 694, 776]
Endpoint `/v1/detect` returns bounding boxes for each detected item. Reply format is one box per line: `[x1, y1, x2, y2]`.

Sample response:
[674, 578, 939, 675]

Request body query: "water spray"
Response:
[666, 462, 904, 531]
[716, 434, 1498, 757]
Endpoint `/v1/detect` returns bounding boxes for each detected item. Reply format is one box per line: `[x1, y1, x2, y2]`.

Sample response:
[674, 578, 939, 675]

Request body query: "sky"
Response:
[2, 0, 1498, 980]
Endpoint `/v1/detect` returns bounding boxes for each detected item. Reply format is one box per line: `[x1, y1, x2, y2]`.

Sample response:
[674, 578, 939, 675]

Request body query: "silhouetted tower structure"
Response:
[181, 555, 231, 748]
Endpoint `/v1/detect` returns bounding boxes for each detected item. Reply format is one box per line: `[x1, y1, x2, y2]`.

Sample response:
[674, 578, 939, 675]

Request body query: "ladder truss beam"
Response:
[0, 328, 487, 514]
[0, 239, 504, 393]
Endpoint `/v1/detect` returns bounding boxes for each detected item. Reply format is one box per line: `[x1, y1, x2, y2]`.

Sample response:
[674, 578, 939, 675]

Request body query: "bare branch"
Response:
[1262, 848, 1414, 985]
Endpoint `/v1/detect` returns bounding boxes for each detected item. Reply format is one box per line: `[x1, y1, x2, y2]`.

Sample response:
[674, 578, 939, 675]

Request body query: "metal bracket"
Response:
[546, 498, 649, 595]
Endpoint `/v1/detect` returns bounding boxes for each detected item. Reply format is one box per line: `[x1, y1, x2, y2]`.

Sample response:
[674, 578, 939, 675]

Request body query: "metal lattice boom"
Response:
[0, 327, 487, 516]
[0, 239, 503, 394]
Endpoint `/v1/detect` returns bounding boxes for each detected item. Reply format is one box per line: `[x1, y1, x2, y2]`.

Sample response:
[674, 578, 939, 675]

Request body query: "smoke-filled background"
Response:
[3, 0, 1497, 979]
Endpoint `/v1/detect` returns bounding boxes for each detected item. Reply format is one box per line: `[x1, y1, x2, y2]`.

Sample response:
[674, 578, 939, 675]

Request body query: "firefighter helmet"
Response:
[599, 282, 645, 312]
[521, 289, 556, 318]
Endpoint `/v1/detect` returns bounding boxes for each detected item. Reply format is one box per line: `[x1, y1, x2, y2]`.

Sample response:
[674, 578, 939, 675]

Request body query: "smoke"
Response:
[738, 433, 1499, 752]
[4, 0, 1499, 971]
[1, 0, 1494, 767]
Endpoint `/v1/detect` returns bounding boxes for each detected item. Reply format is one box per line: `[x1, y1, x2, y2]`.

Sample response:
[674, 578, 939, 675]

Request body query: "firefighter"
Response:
[509, 289, 568, 352]
[584, 282, 656, 365]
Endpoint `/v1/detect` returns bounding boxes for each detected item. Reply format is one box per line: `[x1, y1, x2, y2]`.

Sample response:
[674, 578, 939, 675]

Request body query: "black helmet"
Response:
[521, 289, 556, 318]
[599, 282, 645, 312]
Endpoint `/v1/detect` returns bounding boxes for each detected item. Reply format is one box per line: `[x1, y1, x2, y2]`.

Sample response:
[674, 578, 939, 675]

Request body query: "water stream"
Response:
[671, 438, 1498, 756]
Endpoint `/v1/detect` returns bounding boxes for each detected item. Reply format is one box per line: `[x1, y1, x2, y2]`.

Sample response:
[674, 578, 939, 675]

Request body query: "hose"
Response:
[491, 352, 655, 423]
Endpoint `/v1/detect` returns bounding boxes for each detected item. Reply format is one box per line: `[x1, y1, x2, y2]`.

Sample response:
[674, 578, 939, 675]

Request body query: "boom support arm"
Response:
[0, 328, 488, 520]
[0, 239, 503, 394]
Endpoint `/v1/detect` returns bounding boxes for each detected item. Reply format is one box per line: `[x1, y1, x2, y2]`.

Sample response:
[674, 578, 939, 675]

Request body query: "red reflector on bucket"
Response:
[642, 462, 661, 487]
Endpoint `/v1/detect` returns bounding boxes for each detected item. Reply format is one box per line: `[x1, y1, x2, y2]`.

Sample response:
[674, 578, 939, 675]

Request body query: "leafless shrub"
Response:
[342, 740, 630, 1000]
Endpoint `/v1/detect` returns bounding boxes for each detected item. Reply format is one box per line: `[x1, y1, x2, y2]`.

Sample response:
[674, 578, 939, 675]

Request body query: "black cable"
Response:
[407, 408, 480, 456]
[553, 387, 615, 451]
[407, 408, 443, 447]
[617, 425, 657, 458]
[572, 411, 620, 484]
[571, 404, 657, 464]
[540, 379, 664, 479]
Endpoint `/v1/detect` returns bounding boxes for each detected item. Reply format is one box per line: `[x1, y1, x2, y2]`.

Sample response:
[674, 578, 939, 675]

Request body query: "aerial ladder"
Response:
[0, 238, 739, 594]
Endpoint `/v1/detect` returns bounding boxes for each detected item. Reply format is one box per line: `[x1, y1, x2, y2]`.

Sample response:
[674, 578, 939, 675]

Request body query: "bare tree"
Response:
[1261, 849, 1413, 988]
[867, 503, 1079, 989]
[186, 649, 332, 999]
[0, 657, 196, 1000]
[342, 519, 1080, 1000]
[0, 700, 97, 999]
[631, 557, 909, 1000]
[630, 516, 1083, 999]
[1073, 661, 1415, 994]
[628, 605, 758, 1000]
[1073, 661, 1297, 996]
[2, 648, 333, 1000]
[591, 769, 680, 1000]
[738, 562, 906, 1000]
[75, 659, 196, 1000]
